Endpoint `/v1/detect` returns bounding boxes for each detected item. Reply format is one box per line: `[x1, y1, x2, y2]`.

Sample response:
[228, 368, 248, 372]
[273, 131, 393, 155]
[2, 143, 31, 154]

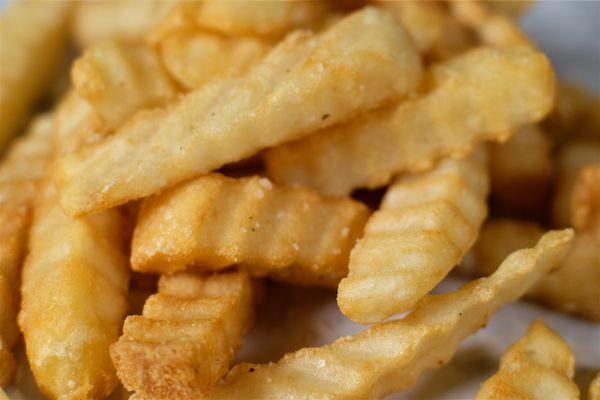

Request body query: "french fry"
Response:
[476, 319, 579, 400]
[152, 1, 328, 40]
[157, 31, 269, 90]
[53, 92, 109, 157]
[472, 219, 600, 321]
[18, 181, 130, 399]
[0, 0, 69, 151]
[590, 373, 600, 400]
[338, 149, 489, 323]
[0, 115, 54, 387]
[132, 173, 370, 288]
[71, 0, 175, 47]
[111, 272, 259, 399]
[209, 230, 573, 399]
[571, 164, 600, 231]
[449, 0, 533, 48]
[486, 0, 534, 18]
[72, 41, 179, 130]
[55, 7, 423, 216]
[552, 141, 600, 228]
[490, 124, 553, 218]
[266, 46, 554, 195]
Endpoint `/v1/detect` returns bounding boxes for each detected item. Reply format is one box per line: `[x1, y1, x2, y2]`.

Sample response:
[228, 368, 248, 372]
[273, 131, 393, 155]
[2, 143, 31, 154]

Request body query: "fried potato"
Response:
[472, 219, 600, 320]
[486, 0, 534, 18]
[0, 1, 69, 151]
[490, 124, 553, 218]
[0, 115, 54, 387]
[152, 1, 328, 40]
[132, 173, 369, 288]
[590, 373, 600, 400]
[338, 149, 489, 323]
[209, 230, 573, 399]
[157, 31, 269, 90]
[111, 272, 259, 399]
[72, 41, 179, 130]
[53, 92, 110, 157]
[476, 319, 579, 400]
[552, 141, 600, 228]
[571, 164, 600, 231]
[55, 7, 423, 216]
[71, 0, 175, 47]
[18, 181, 129, 399]
[266, 46, 554, 195]
[544, 82, 600, 144]
[449, 0, 533, 48]
[375, 0, 476, 60]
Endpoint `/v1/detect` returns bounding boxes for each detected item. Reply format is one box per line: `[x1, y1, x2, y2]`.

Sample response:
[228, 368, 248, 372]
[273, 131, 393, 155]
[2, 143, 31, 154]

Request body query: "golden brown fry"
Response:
[552, 141, 600, 228]
[53, 92, 109, 157]
[571, 164, 600, 231]
[449, 0, 533, 48]
[19, 181, 129, 399]
[472, 219, 600, 320]
[157, 31, 269, 90]
[590, 373, 600, 400]
[476, 319, 579, 400]
[486, 0, 534, 18]
[0, 1, 69, 151]
[209, 230, 573, 399]
[132, 173, 369, 288]
[338, 149, 489, 323]
[72, 41, 179, 130]
[544, 83, 600, 144]
[111, 272, 259, 399]
[266, 46, 554, 195]
[152, 1, 328, 40]
[0, 115, 54, 387]
[71, 0, 175, 47]
[55, 7, 423, 216]
[490, 124, 553, 218]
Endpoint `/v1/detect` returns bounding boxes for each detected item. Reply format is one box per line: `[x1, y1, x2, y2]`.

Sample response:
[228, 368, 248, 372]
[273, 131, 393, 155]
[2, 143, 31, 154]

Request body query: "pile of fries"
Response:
[0, 1, 598, 399]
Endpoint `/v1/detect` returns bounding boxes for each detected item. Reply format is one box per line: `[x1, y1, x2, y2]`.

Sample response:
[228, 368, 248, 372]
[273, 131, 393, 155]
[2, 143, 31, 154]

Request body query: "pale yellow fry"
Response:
[111, 272, 259, 399]
[158, 31, 269, 90]
[72, 41, 179, 130]
[265, 46, 554, 195]
[590, 373, 600, 400]
[53, 92, 109, 157]
[0, 1, 69, 151]
[0, 115, 54, 387]
[209, 230, 573, 399]
[18, 181, 129, 400]
[476, 319, 579, 400]
[490, 124, 553, 217]
[449, 0, 533, 48]
[56, 7, 423, 216]
[552, 141, 600, 228]
[571, 165, 600, 232]
[152, 1, 328, 39]
[472, 219, 600, 321]
[132, 173, 370, 288]
[71, 0, 176, 47]
[338, 149, 489, 323]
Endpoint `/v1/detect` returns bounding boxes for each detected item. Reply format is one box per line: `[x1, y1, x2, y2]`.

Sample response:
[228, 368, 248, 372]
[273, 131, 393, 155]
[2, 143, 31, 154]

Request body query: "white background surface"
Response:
[2, 1, 600, 399]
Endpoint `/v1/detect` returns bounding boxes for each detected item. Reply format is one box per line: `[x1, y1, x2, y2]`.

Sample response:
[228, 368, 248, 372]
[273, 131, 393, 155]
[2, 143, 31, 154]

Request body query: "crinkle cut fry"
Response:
[338, 148, 489, 323]
[110, 271, 259, 399]
[71, 40, 179, 130]
[209, 230, 573, 399]
[55, 7, 423, 216]
[476, 319, 579, 400]
[0, 0, 70, 151]
[0, 115, 54, 387]
[571, 164, 600, 232]
[265, 45, 554, 195]
[131, 173, 370, 288]
[471, 219, 600, 321]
